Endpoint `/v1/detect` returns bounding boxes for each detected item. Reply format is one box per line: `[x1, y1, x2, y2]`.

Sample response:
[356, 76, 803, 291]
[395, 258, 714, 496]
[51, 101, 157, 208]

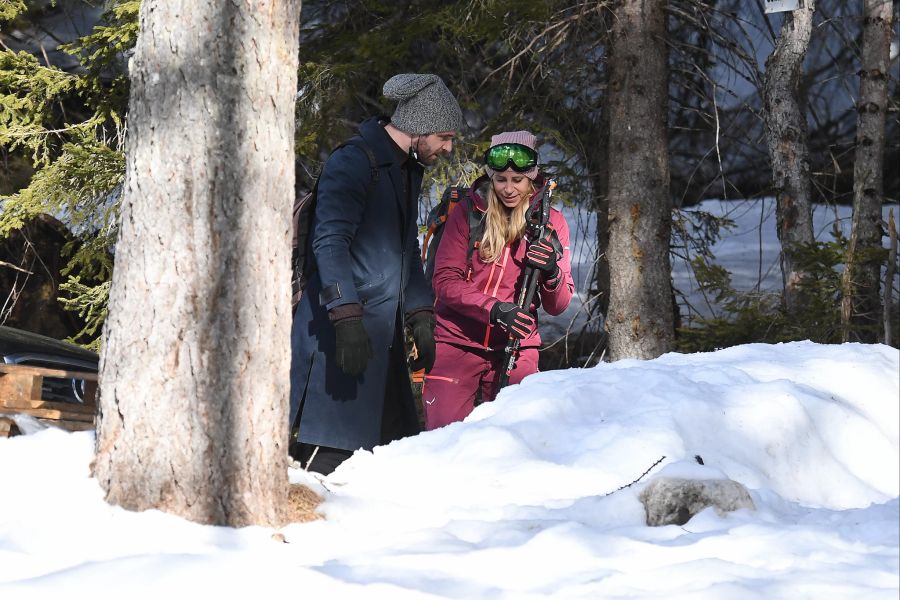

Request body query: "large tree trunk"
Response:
[590, 79, 611, 324]
[840, 0, 893, 343]
[885, 210, 898, 346]
[93, 1, 301, 527]
[763, 2, 816, 316]
[605, 0, 674, 361]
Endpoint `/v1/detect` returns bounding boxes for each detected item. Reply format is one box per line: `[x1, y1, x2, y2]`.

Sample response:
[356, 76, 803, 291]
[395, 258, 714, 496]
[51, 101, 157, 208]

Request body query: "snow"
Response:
[2, 196, 898, 598]
[1, 341, 897, 598]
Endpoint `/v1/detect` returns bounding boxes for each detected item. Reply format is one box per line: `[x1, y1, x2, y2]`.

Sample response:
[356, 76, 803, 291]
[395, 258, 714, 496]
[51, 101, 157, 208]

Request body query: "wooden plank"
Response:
[0, 416, 20, 438]
[0, 363, 99, 409]
[0, 365, 99, 432]
[0, 363, 98, 381]
[2, 396, 96, 415]
[0, 369, 42, 407]
[0, 406, 95, 423]
[42, 418, 95, 432]
[0, 415, 93, 433]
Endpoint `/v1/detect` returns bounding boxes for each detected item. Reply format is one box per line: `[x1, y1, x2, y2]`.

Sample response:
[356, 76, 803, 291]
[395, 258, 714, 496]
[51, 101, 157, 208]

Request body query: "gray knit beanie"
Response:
[383, 73, 462, 135]
[485, 130, 540, 180]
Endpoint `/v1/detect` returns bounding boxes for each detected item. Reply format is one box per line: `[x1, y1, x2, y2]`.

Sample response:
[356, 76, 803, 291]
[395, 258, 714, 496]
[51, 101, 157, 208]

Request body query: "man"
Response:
[289, 73, 463, 474]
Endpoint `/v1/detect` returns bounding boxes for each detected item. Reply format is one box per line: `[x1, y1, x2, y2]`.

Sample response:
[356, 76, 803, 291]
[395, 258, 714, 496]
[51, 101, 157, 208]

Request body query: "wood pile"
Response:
[0, 364, 97, 437]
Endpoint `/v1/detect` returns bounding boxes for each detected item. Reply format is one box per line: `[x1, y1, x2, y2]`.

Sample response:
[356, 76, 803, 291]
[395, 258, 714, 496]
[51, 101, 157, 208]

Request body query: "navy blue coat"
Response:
[289, 118, 433, 451]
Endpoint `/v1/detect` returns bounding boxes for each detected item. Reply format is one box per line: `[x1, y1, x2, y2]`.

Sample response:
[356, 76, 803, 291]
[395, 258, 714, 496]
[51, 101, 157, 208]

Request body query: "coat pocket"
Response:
[354, 273, 387, 304]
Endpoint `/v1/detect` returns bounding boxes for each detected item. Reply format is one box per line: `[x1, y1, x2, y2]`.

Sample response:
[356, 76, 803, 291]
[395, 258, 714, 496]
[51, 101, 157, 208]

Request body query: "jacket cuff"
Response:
[541, 267, 562, 291]
[328, 303, 363, 323]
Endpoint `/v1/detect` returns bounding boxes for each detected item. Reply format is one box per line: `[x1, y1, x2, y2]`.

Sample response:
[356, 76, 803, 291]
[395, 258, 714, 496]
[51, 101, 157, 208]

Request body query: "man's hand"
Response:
[334, 318, 373, 376]
[406, 310, 436, 373]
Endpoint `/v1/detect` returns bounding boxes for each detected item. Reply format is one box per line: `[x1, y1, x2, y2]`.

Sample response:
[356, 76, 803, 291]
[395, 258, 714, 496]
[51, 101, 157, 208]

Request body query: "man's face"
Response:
[415, 131, 456, 166]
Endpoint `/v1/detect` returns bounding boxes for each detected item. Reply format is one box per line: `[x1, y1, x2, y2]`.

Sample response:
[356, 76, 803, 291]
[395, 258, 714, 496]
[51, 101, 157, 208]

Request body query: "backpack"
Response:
[421, 185, 484, 284]
[291, 137, 378, 311]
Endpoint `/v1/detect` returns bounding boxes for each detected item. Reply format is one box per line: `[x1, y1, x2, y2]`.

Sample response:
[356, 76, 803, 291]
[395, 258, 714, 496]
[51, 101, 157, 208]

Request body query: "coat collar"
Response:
[357, 116, 423, 172]
[356, 116, 422, 225]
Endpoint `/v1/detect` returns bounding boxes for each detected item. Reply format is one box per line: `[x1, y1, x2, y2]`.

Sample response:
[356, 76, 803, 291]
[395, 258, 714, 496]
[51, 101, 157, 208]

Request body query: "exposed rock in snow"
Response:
[639, 477, 756, 526]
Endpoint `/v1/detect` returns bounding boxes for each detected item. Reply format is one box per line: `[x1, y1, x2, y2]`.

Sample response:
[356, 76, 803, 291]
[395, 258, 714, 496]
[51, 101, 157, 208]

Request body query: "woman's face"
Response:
[491, 170, 533, 209]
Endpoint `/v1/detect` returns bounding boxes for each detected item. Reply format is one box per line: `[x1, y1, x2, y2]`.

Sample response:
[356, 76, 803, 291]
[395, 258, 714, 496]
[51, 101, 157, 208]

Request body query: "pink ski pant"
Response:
[422, 341, 539, 430]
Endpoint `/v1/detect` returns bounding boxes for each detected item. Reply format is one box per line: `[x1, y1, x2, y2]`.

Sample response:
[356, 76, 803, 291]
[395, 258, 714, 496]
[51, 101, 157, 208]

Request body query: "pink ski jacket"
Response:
[432, 176, 575, 351]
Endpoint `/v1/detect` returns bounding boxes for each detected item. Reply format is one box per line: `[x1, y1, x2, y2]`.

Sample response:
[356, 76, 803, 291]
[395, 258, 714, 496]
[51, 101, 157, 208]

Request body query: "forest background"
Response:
[1, 0, 898, 364]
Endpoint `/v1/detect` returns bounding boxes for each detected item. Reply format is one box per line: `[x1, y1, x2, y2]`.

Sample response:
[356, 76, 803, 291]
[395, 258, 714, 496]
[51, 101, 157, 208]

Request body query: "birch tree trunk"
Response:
[606, 0, 674, 360]
[840, 0, 893, 343]
[763, 1, 816, 316]
[93, 1, 301, 527]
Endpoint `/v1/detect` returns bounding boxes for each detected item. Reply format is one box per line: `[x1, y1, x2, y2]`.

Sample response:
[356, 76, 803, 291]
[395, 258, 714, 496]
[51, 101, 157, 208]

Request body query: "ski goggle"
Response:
[483, 143, 538, 172]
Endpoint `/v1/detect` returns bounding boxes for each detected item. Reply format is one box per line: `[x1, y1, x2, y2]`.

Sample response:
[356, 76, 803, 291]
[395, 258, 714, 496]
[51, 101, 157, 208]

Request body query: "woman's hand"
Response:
[525, 230, 562, 280]
[490, 302, 535, 340]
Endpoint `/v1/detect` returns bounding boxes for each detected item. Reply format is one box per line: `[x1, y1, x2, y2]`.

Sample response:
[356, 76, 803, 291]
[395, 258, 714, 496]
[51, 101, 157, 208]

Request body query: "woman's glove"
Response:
[406, 309, 436, 373]
[333, 317, 372, 377]
[490, 302, 535, 340]
[525, 229, 562, 280]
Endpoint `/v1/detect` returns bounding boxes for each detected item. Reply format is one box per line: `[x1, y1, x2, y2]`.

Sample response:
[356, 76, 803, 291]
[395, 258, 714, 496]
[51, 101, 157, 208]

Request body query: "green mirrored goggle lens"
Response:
[484, 143, 538, 172]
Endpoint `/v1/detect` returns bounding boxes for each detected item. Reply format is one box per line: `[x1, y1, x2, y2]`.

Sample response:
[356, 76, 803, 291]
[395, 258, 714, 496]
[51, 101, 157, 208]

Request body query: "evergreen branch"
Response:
[1, 120, 98, 139]
[58, 277, 110, 351]
[0, 0, 26, 22]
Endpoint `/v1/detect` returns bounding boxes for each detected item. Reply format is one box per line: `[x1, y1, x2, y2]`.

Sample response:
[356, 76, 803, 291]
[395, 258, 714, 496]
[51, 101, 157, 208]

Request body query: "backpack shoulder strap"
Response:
[463, 191, 484, 274]
[306, 134, 379, 192]
[341, 136, 379, 188]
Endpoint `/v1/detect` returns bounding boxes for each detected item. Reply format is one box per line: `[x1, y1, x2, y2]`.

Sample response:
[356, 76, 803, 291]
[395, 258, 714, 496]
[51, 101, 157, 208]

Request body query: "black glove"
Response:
[334, 317, 372, 377]
[490, 302, 535, 340]
[406, 310, 436, 373]
[525, 230, 562, 280]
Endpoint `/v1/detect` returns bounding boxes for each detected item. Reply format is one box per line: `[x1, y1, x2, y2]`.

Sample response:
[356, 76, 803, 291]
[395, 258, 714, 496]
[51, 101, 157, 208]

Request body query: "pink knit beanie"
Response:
[485, 130, 539, 180]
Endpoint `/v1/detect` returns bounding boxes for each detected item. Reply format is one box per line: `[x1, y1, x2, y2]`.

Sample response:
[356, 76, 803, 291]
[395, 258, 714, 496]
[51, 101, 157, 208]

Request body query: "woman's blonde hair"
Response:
[478, 181, 534, 263]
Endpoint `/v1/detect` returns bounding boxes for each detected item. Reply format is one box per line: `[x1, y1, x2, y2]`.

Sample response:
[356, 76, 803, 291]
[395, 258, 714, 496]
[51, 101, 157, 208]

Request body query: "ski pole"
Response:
[497, 180, 556, 390]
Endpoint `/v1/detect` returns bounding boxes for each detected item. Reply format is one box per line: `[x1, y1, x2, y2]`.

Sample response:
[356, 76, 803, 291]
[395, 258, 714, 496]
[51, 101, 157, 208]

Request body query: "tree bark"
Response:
[840, 0, 893, 343]
[763, 1, 816, 316]
[93, 1, 301, 527]
[884, 210, 897, 346]
[590, 73, 611, 322]
[605, 0, 674, 360]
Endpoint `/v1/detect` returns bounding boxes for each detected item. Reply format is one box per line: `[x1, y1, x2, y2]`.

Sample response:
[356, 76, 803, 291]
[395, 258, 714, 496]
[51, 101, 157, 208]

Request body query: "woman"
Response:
[423, 131, 574, 430]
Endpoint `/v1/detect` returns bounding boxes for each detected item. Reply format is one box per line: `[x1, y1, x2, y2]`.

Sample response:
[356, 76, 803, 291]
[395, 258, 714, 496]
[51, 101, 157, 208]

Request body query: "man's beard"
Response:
[413, 140, 436, 166]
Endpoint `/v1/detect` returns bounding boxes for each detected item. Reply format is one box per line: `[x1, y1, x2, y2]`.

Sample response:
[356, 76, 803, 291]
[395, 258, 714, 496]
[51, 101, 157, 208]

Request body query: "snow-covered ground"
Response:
[1, 198, 898, 597]
[1, 341, 898, 598]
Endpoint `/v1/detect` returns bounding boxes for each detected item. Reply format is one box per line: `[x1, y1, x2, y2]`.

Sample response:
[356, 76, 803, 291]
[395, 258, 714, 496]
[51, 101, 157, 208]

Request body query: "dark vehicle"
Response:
[0, 326, 99, 404]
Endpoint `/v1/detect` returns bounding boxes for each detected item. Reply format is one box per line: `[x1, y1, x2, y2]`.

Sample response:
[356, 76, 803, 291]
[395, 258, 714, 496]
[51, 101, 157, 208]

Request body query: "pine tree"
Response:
[0, 0, 138, 349]
[93, 0, 301, 527]
[605, 0, 675, 360]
